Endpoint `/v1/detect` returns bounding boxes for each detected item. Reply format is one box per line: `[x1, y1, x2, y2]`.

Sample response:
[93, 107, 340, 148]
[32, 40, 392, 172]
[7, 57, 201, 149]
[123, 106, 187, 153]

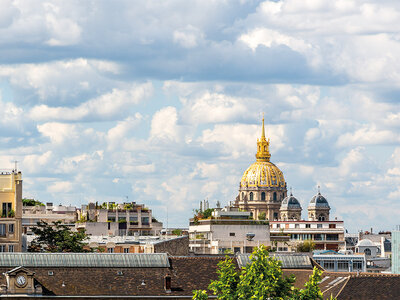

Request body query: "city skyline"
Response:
[1, 1, 400, 232]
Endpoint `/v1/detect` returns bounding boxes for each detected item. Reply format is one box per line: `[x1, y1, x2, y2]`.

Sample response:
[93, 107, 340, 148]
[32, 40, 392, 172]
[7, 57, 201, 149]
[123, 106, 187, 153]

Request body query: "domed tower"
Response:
[236, 116, 287, 220]
[308, 188, 330, 221]
[280, 191, 302, 221]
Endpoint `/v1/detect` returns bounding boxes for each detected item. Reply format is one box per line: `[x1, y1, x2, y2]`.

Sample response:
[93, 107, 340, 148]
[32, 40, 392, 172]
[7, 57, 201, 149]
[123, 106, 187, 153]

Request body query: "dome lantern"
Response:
[256, 114, 271, 162]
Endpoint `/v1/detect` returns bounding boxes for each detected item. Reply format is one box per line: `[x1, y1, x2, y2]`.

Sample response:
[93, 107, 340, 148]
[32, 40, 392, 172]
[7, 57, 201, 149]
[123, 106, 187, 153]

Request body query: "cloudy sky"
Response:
[1, 0, 400, 232]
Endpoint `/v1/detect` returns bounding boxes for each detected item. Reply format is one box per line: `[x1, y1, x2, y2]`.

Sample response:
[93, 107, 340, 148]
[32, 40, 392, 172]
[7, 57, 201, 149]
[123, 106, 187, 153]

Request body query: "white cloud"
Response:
[150, 106, 182, 143]
[30, 83, 152, 121]
[173, 25, 204, 48]
[47, 180, 73, 193]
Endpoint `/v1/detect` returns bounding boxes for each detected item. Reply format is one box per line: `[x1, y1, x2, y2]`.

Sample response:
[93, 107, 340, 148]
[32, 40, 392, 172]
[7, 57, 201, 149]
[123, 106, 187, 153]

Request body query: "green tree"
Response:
[22, 198, 45, 206]
[194, 245, 327, 300]
[296, 240, 315, 253]
[208, 257, 238, 300]
[258, 212, 266, 220]
[28, 221, 89, 253]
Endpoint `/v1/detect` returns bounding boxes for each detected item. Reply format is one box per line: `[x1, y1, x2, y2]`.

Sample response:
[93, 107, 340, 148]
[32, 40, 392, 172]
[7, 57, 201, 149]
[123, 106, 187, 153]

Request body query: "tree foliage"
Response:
[28, 221, 89, 253]
[296, 240, 315, 253]
[22, 198, 45, 206]
[193, 245, 328, 300]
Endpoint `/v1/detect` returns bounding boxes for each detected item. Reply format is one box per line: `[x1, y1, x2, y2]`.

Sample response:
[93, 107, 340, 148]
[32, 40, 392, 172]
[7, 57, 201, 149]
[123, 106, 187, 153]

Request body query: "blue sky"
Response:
[1, 0, 400, 232]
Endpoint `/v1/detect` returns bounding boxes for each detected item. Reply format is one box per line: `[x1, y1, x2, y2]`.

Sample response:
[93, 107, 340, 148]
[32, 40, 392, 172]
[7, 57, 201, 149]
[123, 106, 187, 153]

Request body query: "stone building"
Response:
[76, 202, 163, 236]
[0, 170, 23, 252]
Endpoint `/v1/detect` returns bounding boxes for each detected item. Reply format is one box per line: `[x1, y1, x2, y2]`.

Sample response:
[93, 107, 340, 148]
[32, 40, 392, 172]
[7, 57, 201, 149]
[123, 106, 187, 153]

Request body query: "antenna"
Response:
[14, 160, 18, 172]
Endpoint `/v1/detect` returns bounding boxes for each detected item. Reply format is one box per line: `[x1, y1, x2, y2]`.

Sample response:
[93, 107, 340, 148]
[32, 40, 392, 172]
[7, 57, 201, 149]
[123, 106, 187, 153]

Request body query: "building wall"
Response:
[189, 221, 270, 254]
[0, 171, 22, 252]
[392, 230, 400, 274]
[153, 236, 189, 256]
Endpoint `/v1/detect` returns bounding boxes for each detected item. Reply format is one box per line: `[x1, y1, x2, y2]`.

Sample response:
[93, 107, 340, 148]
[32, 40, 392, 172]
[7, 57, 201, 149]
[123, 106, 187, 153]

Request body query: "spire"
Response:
[256, 113, 271, 162]
[261, 113, 266, 139]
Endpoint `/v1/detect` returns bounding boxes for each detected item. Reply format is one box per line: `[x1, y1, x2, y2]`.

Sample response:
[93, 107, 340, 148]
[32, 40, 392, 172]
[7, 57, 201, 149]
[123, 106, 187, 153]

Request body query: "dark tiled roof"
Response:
[0, 254, 399, 299]
[0, 256, 230, 297]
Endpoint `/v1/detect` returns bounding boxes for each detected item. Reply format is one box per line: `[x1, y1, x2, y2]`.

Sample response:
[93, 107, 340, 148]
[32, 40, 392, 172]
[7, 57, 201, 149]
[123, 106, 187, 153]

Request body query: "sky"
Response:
[1, 0, 400, 232]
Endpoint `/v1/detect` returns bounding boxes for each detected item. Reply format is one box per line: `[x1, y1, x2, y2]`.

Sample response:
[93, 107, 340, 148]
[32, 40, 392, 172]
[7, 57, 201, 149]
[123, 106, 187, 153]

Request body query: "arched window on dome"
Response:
[273, 192, 277, 202]
[261, 192, 266, 201]
[364, 248, 371, 256]
[318, 215, 325, 221]
[241, 192, 244, 200]
[250, 192, 254, 201]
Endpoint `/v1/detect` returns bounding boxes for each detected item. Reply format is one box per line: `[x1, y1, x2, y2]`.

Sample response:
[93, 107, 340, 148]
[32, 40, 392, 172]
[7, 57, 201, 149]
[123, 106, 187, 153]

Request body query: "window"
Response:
[338, 261, 349, 271]
[229, 232, 235, 236]
[8, 224, 14, 234]
[0, 245, 5, 252]
[276, 224, 280, 228]
[123, 248, 130, 253]
[8, 245, 14, 252]
[364, 248, 371, 256]
[295, 224, 299, 228]
[314, 234, 323, 241]
[249, 192, 254, 201]
[323, 260, 335, 270]
[261, 192, 266, 201]
[353, 261, 363, 271]
[305, 224, 311, 228]
[2, 203, 12, 218]
[107, 217, 116, 222]
[0, 224, 5, 236]
[107, 248, 114, 253]
[273, 192, 277, 201]
[318, 215, 325, 221]
[241, 192, 244, 200]
[141, 217, 149, 225]
[326, 234, 338, 241]
[317, 224, 323, 228]
[329, 224, 336, 228]
[234, 247, 241, 253]
[130, 217, 138, 225]
[273, 212, 278, 220]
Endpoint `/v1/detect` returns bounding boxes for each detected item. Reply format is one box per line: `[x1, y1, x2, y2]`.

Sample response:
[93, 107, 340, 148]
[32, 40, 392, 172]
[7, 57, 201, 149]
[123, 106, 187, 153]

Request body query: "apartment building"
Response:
[0, 171, 23, 252]
[270, 220, 345, 252]
[76, 202, 163, 236]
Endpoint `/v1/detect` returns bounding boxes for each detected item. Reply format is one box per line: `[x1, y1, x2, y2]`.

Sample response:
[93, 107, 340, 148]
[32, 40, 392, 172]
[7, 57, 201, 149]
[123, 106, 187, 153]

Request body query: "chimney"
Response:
[164, 275, 171, 293]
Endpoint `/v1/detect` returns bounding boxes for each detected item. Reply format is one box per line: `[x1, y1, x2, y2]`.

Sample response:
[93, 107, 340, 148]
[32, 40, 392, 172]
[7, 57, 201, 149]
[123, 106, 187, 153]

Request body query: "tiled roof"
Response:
[0, 254, 398, 298]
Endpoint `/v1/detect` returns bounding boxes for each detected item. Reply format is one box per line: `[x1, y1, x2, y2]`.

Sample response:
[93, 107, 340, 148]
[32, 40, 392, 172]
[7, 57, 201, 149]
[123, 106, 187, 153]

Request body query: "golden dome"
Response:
[240, 161, 285, 188]
[240, 115, 286, 188]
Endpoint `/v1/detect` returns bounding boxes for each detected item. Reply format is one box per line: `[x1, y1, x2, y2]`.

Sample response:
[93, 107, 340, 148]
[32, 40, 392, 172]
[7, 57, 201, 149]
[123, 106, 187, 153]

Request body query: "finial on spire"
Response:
[317, 185, 321, 194]
[261, 112, 265, 139]
[290, 187, 293, 196]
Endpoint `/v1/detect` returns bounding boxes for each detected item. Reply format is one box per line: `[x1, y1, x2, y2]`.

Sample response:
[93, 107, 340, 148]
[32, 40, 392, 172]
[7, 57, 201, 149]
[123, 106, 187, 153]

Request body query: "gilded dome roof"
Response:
[240, 161, 285, 188]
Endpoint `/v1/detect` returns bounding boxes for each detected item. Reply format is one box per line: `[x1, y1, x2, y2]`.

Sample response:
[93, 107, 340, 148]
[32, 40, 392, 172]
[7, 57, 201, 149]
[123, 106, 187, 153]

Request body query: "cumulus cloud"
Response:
[29, 83, 152, 122]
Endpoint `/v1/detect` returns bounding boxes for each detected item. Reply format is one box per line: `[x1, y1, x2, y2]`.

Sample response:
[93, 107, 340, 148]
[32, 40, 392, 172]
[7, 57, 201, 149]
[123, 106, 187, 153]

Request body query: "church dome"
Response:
[308, 192, 330, 208]
[240, 161, 285, 188]
[281, 193, 301, 209]
[240, 115, 286, 189]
